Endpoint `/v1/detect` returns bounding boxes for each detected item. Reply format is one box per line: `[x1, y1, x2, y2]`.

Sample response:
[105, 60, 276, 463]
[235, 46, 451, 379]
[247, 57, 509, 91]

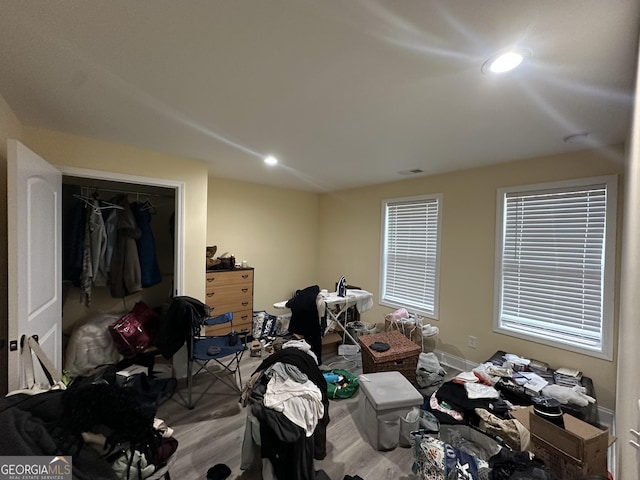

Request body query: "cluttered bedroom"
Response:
[2, 1, 639, 480]
[2, 183, 618, 480]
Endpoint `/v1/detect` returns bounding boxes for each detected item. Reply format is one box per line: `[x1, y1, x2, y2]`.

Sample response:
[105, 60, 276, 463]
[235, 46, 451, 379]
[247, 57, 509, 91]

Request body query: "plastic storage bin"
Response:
[358, 371, 423, 450]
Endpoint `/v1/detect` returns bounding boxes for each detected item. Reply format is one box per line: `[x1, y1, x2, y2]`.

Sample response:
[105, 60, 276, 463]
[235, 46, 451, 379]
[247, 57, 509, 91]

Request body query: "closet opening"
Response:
[59, 170, 184, 377]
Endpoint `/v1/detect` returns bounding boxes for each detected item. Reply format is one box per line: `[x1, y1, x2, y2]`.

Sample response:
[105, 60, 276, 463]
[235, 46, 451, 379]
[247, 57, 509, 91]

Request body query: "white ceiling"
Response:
[1, 1, 638, 192]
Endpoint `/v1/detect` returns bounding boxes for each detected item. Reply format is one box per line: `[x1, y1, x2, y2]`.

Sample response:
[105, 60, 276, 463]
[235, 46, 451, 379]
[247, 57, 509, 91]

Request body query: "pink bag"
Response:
[109, 302, 160, 358]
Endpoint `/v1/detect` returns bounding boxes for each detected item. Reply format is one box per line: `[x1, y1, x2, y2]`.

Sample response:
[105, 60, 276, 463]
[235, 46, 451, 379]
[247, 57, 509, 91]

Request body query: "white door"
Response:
[7, 139, 62, 391]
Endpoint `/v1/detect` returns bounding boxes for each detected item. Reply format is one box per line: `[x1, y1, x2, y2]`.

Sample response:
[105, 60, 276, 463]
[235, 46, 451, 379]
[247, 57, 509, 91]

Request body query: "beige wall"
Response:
[317, 146, 625, 410]
[207, 178, 320, 312]
[21, 127, 209, 300]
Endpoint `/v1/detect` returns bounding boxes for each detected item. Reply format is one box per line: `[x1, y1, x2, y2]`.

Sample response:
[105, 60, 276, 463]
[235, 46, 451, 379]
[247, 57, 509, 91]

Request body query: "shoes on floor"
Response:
[206, 463, 231, 480]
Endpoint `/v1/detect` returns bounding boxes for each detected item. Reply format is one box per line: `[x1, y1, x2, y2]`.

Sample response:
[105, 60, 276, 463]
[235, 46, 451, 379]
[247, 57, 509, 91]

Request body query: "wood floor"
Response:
[156, 350, 432, 480]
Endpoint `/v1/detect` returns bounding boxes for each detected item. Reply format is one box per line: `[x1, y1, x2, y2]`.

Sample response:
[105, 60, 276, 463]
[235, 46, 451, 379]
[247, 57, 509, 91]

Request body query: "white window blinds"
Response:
[496, 176, 616, 356]
[381, 195, 441, 317]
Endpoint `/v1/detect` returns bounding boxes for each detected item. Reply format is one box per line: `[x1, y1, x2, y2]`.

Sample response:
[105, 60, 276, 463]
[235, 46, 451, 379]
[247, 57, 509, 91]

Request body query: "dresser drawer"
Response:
[206, 269, 253, 288]
[205, 282, 253, 297]
[206, 295, 253, 314]
[205, 309, 253, 336]
[205, 285, 252, 306]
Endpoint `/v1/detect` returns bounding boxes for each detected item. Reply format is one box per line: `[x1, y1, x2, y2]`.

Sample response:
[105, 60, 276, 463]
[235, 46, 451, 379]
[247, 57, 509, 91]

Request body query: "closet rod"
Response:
[78, 185, 170, 198]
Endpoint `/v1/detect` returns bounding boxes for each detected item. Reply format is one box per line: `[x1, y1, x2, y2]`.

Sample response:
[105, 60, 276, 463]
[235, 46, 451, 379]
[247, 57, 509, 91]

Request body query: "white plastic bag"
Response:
[64, 313, 122, 376]
[415, 352, 447, 389]
[541, 384, 595, 407]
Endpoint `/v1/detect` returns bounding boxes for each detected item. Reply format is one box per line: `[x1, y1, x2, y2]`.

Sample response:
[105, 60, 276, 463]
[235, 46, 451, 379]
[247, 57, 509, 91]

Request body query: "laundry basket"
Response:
[346, 321, 370, 340]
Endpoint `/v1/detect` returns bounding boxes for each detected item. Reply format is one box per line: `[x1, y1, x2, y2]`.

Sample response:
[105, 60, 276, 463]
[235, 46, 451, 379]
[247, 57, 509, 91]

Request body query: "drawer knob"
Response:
[242, 274, 248, 279]
[242, 288, 248, 292]
[207, 293, 214, 297]
[207, 277, 215, 282]
[242, 301, 249, 306]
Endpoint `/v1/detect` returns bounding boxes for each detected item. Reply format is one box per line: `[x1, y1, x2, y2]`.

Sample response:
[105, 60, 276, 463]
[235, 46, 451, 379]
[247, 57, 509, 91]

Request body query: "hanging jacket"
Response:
[79, 198, 108, 305]
[63, 198, 86, 284]
[109, 195, 142, 298]
[131, 201, 162, 288]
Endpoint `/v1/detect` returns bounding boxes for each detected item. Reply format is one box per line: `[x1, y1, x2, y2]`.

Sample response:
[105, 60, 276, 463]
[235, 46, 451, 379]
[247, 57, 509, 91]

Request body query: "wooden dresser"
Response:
[204, 268, 254, 335]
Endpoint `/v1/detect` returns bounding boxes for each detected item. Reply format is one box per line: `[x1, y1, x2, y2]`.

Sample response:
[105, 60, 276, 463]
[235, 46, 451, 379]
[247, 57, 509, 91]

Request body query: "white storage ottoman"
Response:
[358, 371, 423, 451]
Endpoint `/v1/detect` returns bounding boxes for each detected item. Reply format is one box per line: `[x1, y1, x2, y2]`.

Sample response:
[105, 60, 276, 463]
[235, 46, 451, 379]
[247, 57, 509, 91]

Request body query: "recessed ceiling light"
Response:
[264, 155, 278, 166]
[482, 48, 531, 74]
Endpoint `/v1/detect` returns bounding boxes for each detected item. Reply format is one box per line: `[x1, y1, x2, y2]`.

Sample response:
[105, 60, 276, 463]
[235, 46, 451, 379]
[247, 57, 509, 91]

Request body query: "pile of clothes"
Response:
[240, 340, 330, 480]
[0, 378, 177, 480]
[409, 351, 603, 479]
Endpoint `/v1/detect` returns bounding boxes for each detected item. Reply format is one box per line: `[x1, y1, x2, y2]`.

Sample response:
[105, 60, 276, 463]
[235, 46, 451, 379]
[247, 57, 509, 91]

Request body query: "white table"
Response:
[274, 289, 374, 350]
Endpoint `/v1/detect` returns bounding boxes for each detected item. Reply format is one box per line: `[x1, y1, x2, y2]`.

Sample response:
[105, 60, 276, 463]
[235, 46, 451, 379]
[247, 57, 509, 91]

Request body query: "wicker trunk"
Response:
[358, 330, 421, 384]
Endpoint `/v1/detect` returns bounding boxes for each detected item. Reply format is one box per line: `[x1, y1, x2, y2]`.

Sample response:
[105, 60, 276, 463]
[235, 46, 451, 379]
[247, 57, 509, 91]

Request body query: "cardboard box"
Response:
[513, 406, 614, 480]
[321, 331, 342, 356]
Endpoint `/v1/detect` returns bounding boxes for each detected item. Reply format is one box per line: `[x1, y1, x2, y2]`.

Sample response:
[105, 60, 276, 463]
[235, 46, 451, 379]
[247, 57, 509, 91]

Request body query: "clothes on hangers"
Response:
[131, 201, 162, 288]
[140, 199, 157, 214]
[63, 198, 86, 284]
[64, 184, 169, 304]
[109, 194, 142, 298]
[79, 197, 108, 305]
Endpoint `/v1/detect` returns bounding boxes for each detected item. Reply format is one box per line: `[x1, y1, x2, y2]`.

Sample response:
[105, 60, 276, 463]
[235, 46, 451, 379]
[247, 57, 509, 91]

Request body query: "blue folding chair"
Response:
[185, 311, 247, 409]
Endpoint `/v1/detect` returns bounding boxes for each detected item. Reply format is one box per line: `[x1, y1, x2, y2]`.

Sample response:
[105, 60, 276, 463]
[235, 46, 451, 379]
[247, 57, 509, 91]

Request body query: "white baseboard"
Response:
[432, 348, 614, 430]
[433, 350, 479, 373]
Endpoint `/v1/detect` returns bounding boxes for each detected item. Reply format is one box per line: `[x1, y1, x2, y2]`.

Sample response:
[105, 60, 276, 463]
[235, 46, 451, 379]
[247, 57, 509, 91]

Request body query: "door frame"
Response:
[58, 166, 185, 298]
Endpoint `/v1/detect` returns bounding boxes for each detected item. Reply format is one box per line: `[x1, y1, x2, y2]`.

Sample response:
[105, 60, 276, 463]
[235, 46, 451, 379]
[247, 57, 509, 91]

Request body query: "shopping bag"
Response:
[6, 335, 66, 396]
[109, 302, 160, 358]
[252, 311, 277, 339]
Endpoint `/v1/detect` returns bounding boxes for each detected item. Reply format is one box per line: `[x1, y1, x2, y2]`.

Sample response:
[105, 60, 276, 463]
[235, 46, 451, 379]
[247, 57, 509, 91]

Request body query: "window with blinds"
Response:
[380, 194, 442, 317]
[494, 175, 617, 359]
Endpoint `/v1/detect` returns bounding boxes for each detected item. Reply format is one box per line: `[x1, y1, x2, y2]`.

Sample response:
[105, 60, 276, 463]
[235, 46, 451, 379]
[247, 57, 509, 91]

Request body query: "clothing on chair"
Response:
[153, 296, 210, 358]
[286, 285, 322, 365]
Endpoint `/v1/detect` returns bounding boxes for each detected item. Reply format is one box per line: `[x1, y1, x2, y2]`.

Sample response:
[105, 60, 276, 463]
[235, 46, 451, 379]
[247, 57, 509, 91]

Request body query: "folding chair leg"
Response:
[178, 357, 244, 409]
[202, 359, 243, 394]
[187, 356, 194, 409]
